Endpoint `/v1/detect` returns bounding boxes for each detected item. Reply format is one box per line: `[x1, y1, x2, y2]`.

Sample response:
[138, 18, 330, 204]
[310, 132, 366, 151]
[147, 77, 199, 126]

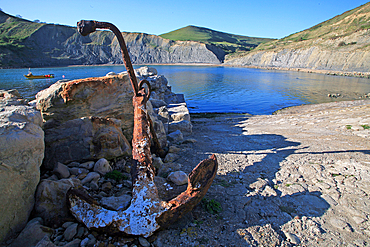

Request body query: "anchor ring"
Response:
[138, 79, 151, 100]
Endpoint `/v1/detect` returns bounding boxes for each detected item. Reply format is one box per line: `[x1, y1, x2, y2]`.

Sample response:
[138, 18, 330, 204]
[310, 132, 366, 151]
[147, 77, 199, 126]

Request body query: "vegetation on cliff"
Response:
[0, 11, 44, 49]
[225, 2, 370, 72]
[253, 2, 370, 52]
[160, 25, 274, 54]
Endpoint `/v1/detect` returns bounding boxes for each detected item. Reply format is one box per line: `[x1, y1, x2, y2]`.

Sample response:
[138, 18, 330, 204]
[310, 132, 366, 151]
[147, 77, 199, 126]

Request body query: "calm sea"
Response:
[1, 65, 370, 115]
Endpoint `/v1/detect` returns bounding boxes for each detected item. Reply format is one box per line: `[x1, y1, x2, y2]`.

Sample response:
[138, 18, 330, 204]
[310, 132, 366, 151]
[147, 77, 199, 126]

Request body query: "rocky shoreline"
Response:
[1, 67, 370, 246]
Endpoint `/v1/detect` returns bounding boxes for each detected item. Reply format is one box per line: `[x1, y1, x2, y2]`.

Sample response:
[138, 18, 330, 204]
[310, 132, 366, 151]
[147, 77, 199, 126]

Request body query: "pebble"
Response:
[80, 161, 95, 170]
[167, 130, 183, 143]
[102, 182, 113, 191]
[100, 194, 132, 211]
[321, 194, 338, 206]
[75, 225, 85, 238]
[53, 162, 70, 179]
[80, 237, 90, 247]
[69, 167, 89, 176]
[138, 237, 151, 247]
[67, 161, 81, 168]
[81, 172, 101, 184]
[152, 156, 164, 170]
[330, 218, 352, 231]
[164, 153, 178, 163]
[182, 138, 197, 144]
[64, 223, 78, 241]
[167, 171, 188, 185]
[352, 216, 366, 224]
[62, 222, 74, 229]
[284, 232, 301, 245]
[89, 181, 99, 190]
[168, 145, 181, 153]
[63, 238, 81, 247]
[94, 158, 113, 175]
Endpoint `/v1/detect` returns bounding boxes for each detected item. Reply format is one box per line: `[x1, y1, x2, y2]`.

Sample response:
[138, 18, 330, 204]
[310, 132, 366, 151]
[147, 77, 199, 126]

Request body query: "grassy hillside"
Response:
[0, 10, 45, 49]
[255, 2, 370, 51]
[160, 25, 275, 54]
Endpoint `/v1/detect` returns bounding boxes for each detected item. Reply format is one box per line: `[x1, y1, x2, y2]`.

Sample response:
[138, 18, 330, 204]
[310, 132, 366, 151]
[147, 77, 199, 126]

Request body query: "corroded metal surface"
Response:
[68, 20, 218, 237]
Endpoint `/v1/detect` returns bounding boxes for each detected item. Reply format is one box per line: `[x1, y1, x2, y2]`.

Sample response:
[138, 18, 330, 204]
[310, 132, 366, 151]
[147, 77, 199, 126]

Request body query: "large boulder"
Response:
[35, 74, 134, 138]
[33, 178, 82, 227]
[43, 116, 131, 168]
[0, 90, 44, 242]
[36, 68, 169, 169]
[8, 218, 53, 247]
[167, 103, 193, 134]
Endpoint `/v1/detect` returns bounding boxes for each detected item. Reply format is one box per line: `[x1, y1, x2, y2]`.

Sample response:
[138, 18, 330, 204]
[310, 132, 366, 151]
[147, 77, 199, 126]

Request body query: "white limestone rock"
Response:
[0, 90, 44, 242]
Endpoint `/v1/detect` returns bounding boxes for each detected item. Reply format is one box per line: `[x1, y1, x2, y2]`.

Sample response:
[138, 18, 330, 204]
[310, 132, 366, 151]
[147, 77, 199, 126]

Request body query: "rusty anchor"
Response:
[67, 20, 218, 237]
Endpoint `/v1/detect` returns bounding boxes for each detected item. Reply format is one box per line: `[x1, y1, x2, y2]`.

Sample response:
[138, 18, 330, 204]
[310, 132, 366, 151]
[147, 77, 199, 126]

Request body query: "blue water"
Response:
[1, 65, 369, 115]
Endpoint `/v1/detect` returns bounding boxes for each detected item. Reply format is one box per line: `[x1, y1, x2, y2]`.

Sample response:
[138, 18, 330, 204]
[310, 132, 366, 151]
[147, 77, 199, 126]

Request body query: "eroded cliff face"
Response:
[1, 24, 225, 68]
[225, 29, 370, 72]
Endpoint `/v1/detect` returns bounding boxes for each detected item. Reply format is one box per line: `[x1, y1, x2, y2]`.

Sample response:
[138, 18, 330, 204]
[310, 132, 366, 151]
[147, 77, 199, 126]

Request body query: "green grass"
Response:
[202, 198, 222, 214]
[254, 2, 370, 52]
[346, 125, 352, 129]
[361, 124, 370, 129]
[0, 11, 45, 49]
[160, 25, 275, 54]
[104, 170, 128, 182]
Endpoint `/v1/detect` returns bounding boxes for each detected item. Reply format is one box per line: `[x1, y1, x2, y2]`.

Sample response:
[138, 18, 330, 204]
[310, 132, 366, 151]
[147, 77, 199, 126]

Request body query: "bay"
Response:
[0, 65, 369, 115]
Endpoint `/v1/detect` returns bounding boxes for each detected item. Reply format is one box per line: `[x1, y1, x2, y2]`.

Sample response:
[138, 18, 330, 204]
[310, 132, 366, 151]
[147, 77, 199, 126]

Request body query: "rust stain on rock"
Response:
[61, 76, 129, 102]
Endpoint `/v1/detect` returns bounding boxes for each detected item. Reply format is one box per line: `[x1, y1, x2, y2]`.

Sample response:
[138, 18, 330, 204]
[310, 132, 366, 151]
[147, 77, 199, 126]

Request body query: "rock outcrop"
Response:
[35, 67, 185, 169]
[1, 67, 194, 245]
[0, 90, 44, 242]
[225, 43, 370, 72]
[0, 12, 225, 68]
[225, 3, 370, 73]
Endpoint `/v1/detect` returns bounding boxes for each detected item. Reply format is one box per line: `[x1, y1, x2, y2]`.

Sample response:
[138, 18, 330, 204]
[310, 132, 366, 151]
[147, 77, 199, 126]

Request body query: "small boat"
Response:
[24, 72, 55, 79]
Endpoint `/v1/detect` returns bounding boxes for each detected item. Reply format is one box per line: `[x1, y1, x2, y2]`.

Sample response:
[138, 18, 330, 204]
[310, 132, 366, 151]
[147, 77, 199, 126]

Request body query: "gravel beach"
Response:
[152, 99, 370, 246]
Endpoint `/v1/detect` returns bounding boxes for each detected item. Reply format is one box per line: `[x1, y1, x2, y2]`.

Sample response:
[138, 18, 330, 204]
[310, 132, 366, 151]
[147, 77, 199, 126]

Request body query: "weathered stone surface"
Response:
[63, 223, 78, 241]
[168, 120, 192, 134]
[146, 101, 167, 148]
[164, 153, 179, 163]
[9, 218, 53, 247]
[138, 237, 151, 247]
[168, 103, 191, 122]
[81, 172, 100, 184]
[167, 129, 184, 143]
[53, 162, 70, 179]
[100, 194, 132, 211]
[135, 66, 158, 77]
[167, 171, 189, 185]
[157, 162, 182, 177]
[34, 178, 82, 227]
[0, 90, 44, 242]
[42, 116, 131, 169]
[93, 158, 112, 175]
[35, 236, 57, 247]
[80, 161, 94, 170]
[36, 70, 174, 168]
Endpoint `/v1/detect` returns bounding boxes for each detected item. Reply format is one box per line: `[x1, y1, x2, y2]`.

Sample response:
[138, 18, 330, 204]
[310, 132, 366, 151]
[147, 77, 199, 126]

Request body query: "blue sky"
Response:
[1, 0, 369, 38]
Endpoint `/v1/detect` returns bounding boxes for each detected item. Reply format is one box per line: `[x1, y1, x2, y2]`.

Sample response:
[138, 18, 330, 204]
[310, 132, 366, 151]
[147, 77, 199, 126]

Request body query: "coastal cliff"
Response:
[225, 3, 370, 73]
[0, 11, 225, 68]
[225, 31, 370, 72]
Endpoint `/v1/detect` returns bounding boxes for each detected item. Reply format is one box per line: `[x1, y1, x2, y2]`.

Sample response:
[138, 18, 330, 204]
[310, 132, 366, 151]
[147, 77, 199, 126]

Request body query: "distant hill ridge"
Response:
[0, 11, 228, 68]
[2, 2, 370, 73]
[226, 2, 370, 73]
[160, 25, 274, 54]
